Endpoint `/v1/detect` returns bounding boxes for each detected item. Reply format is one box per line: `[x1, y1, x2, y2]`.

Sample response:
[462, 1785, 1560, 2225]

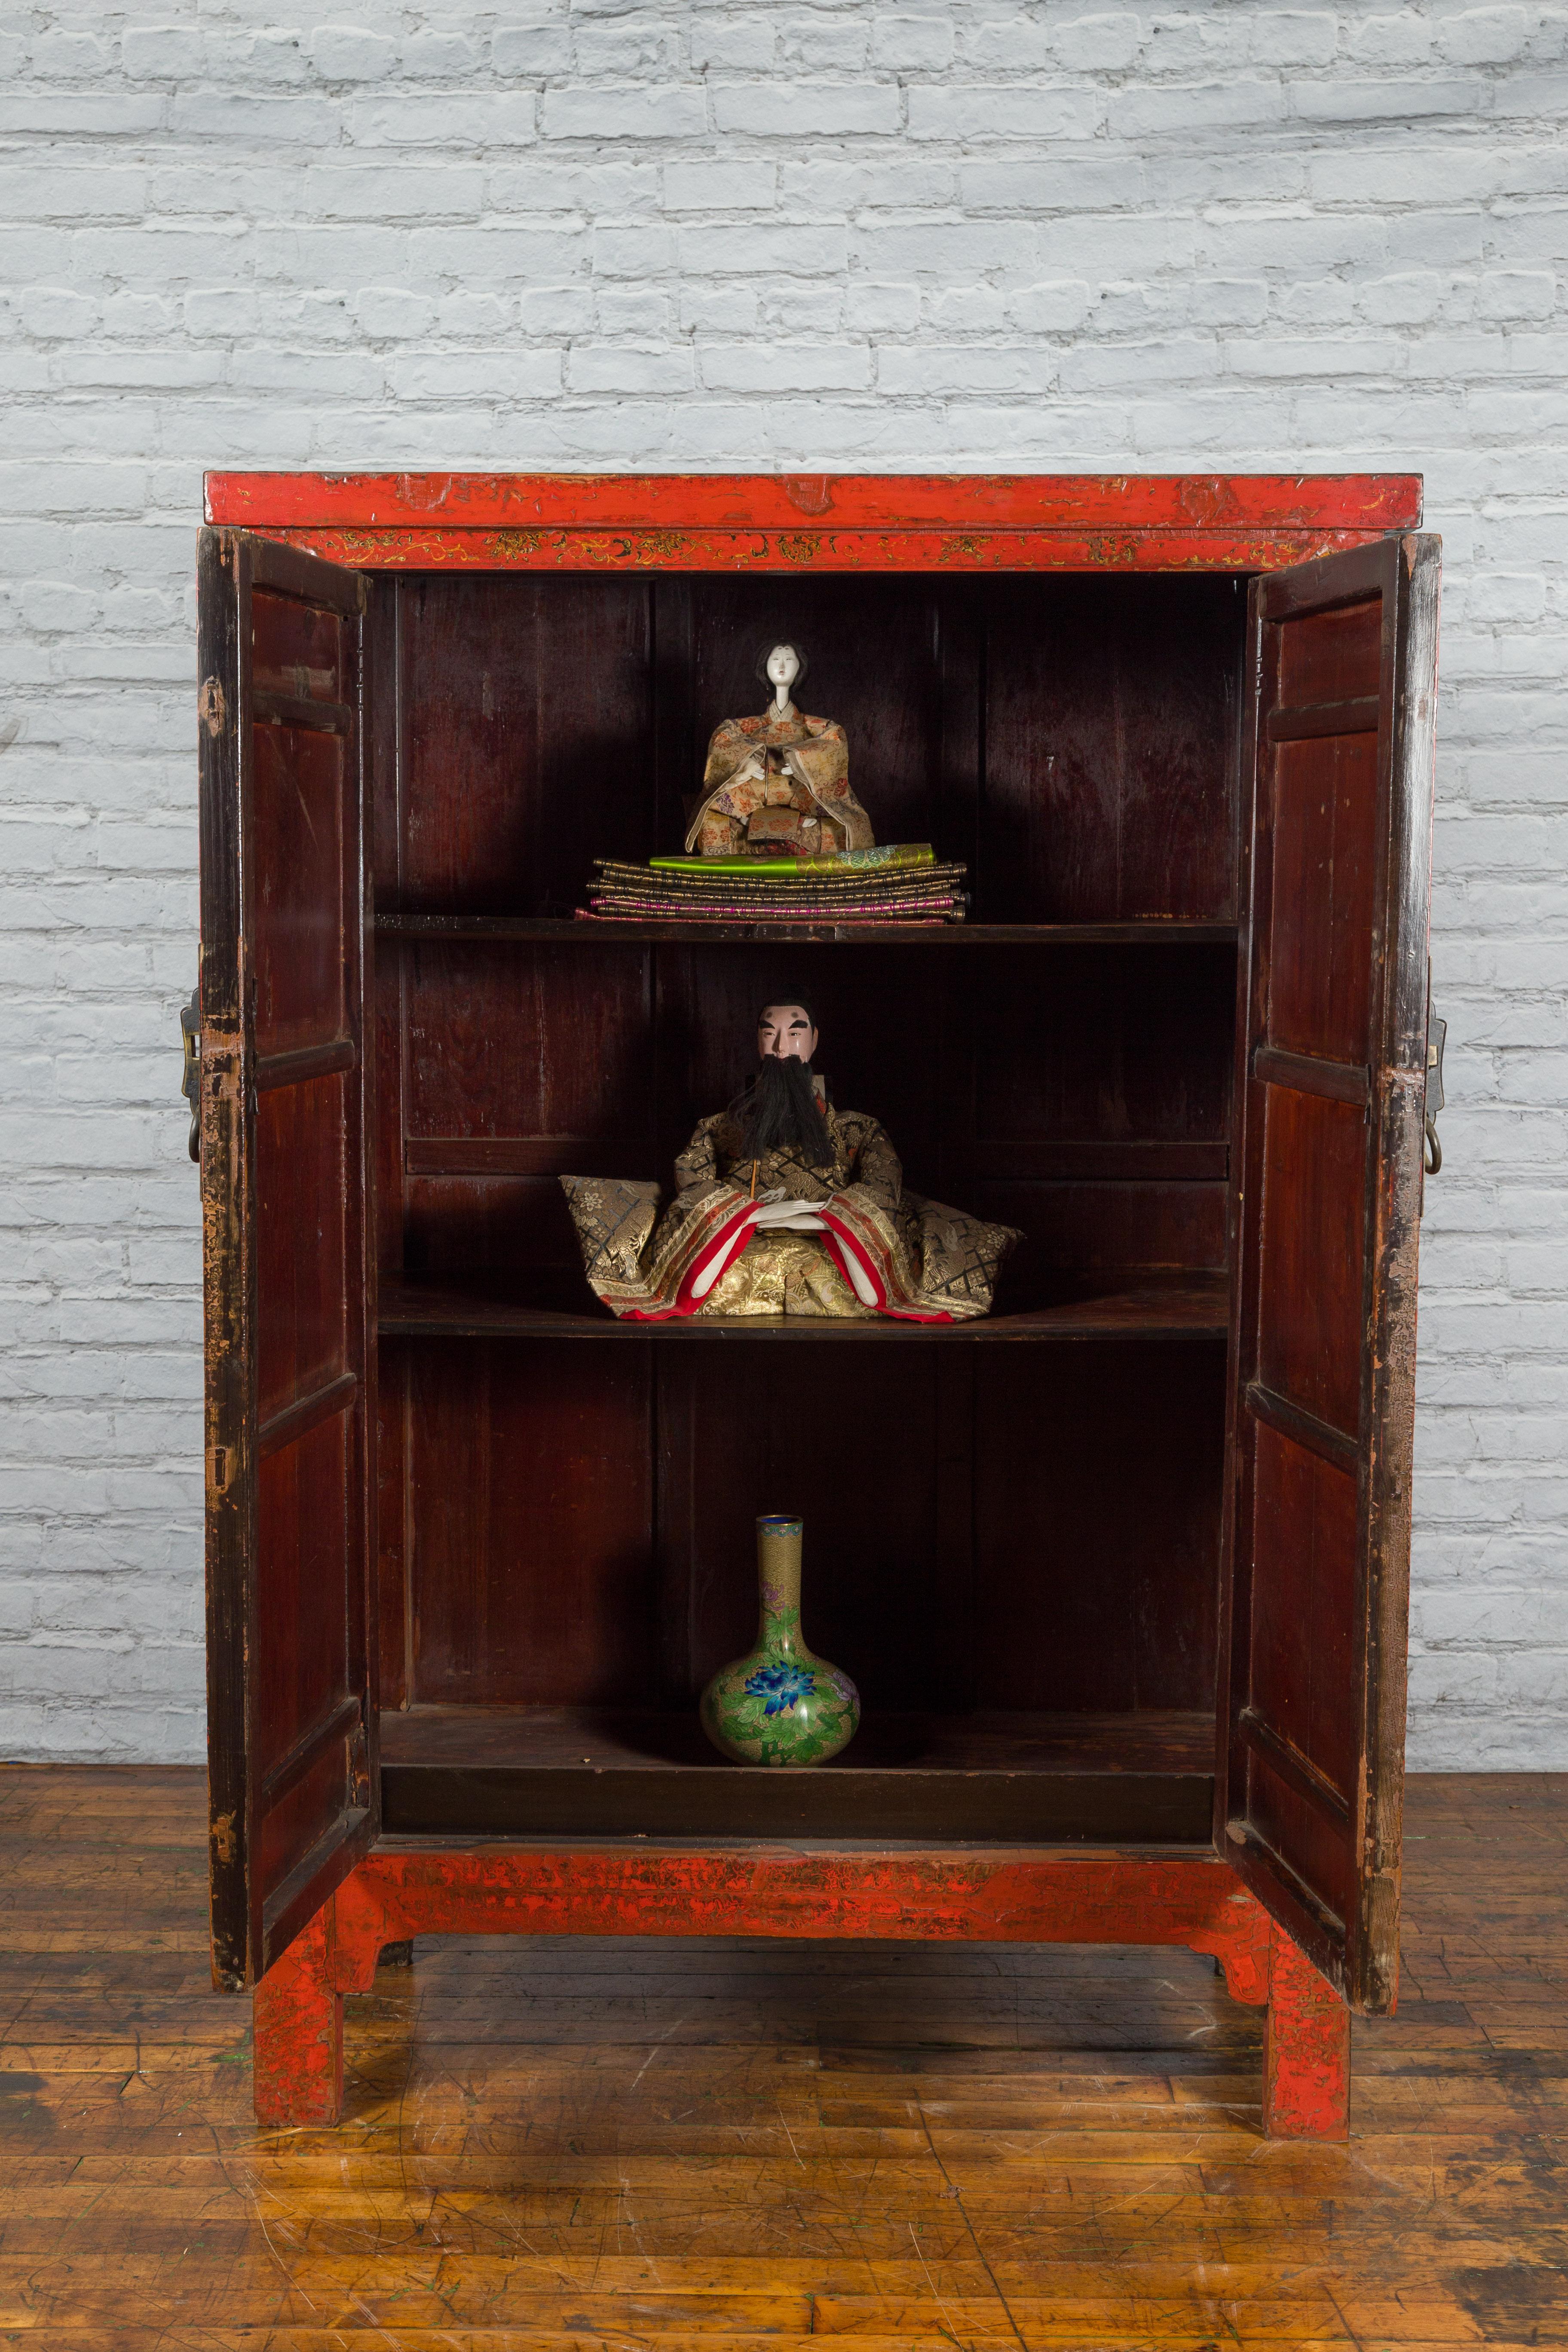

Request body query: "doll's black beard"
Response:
[733, 1056, 833, 1168]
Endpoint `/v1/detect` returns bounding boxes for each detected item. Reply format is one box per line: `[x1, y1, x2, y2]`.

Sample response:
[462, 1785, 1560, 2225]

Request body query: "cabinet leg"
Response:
[1262, 1925, 1350, 2140]
[252, 1899, 343, 2126]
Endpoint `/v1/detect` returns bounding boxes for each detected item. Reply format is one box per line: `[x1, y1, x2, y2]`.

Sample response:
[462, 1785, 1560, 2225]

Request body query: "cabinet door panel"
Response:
[1269, 735, 1378, 1065]
[252, 723, 348, 1055]
[198, 527, 377, 1990]
[1219, 533, 1439, 2013]
[1248, 1424, 1358, 1800]
[256, 1417, 352, 1772]
[254, 1077, 349, 1420]
[1256, 1090, 1366, 1435]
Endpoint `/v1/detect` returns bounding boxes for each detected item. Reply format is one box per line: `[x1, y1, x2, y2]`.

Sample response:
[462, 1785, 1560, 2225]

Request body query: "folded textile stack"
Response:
[576, 844, 969, 926]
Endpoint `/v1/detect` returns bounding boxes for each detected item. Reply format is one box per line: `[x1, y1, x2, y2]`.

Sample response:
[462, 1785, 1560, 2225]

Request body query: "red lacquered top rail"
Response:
[203, 471, 1422, 573]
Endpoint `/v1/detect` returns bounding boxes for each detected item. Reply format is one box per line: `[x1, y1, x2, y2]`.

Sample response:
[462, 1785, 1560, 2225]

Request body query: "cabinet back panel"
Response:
[972, 944, 1234, 1142]
[982, 576, 1241, 923]
[407, 1338, 655, 1704]
[403, 1174, 581, 1274]
[399, 574, 654, 915]
[404, 940, 653, 1145]
[972, 1345, 1224, 1712]
[976, 1179, 1227, 1290]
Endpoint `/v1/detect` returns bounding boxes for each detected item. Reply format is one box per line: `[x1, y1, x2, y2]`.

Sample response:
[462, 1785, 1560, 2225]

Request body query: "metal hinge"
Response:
[180, 978, 200, 1164]
[1424, 1001, 1446, 1178]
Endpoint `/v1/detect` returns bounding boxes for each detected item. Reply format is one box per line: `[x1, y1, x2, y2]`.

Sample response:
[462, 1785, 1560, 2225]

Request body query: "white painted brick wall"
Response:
[1, 0, 1564, 1767]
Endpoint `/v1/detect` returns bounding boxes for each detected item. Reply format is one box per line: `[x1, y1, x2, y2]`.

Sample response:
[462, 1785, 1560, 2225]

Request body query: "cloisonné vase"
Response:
[700, 1516, 860, 1766]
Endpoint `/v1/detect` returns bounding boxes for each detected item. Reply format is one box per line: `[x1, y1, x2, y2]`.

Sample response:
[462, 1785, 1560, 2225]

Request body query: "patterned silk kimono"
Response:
[686, 704, 875, 859]
[562, 1104, 1018, 1324]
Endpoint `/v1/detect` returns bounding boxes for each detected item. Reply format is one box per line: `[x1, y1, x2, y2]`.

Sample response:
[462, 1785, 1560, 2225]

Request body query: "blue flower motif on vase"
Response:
[744, 1663, 816, 1717]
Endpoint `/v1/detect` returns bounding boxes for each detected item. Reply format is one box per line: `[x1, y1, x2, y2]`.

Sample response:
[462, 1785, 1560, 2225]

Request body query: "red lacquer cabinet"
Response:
[194, 474, 1439, 2135]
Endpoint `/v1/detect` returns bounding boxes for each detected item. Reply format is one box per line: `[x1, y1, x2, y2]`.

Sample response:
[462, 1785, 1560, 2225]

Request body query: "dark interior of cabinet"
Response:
[366, 569, 1246, 1842]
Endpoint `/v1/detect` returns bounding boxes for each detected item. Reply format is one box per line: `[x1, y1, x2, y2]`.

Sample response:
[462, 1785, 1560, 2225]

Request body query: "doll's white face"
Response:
[758, 1003, 818, 1062]
[765, 644, 802, 695]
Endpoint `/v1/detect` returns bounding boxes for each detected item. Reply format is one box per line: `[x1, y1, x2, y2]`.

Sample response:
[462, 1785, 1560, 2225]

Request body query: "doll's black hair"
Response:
[757, 990, 818, 1032]
[754, 640, 810, 691]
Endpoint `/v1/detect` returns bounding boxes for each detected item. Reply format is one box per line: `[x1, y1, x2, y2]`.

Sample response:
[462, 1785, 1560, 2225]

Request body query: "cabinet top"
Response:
[204, 470, 1422, 575]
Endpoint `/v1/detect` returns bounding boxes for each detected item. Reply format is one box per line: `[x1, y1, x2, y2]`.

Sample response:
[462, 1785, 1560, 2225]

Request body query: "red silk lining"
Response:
[619, 1200, 955, 1325]
[818, 1210, 953, 1324]
[619, 1201, 760, 1321]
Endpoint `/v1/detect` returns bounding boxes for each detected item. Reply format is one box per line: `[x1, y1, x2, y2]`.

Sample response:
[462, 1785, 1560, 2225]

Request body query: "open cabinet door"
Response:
[197, 528, 379, 1989]
[1219, 532, 1440, 2013]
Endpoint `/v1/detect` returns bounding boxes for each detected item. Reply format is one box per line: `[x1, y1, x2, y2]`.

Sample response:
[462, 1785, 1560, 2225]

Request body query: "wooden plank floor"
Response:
[2, 1771, 1566, 2348]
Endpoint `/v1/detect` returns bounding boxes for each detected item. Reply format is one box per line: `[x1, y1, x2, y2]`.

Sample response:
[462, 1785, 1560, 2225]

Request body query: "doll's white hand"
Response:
[750, 1197, 827, 1231]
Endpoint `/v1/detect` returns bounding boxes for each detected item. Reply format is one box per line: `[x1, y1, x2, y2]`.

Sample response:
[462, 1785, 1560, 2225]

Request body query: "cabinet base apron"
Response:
[250, 1845, 1351, 2141]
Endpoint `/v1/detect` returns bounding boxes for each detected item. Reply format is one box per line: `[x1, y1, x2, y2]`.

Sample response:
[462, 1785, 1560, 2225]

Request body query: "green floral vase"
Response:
[700, 1516, 860, 1766]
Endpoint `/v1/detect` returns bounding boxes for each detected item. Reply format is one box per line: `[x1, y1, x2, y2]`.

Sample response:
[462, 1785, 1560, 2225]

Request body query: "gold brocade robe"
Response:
[561, 1104, 1018, 1324]
[686, 703, 874, 858]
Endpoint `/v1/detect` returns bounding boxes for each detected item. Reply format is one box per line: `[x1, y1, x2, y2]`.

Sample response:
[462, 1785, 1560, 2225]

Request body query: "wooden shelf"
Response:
[380, 1704, 1215, 1842]
[375, 913, 1239, 947]
[378, 1269, 1229, 1343]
